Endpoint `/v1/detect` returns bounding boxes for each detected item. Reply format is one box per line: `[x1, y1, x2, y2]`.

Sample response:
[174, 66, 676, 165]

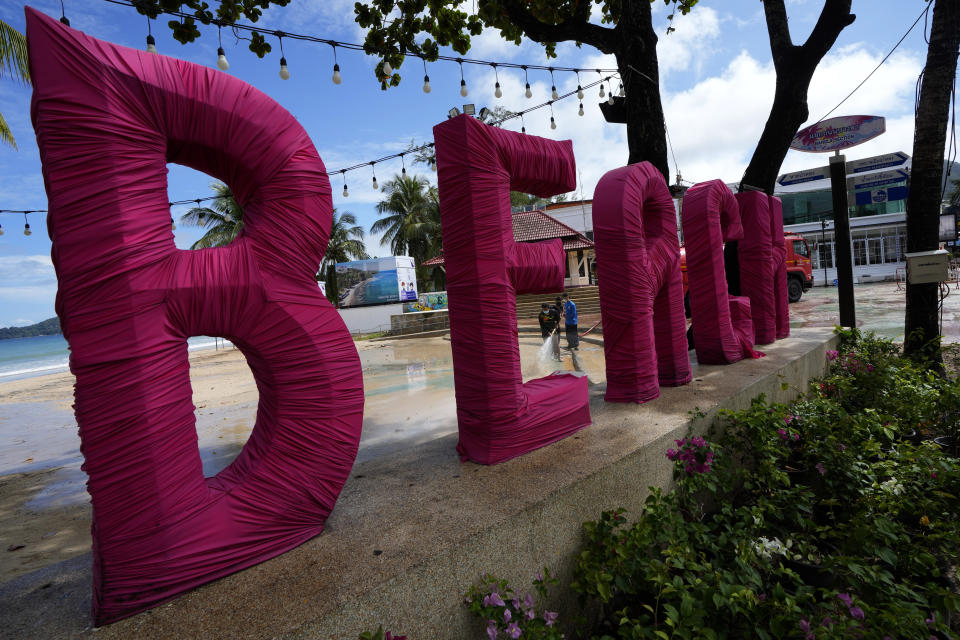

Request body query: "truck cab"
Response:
[679, 233, 813, 312]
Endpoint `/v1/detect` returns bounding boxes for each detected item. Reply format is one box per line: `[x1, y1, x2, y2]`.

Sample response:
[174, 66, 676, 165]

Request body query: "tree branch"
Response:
[803, 0, 855, 60]
[762, 0, 795, 69]
[497, 0, 615, 54]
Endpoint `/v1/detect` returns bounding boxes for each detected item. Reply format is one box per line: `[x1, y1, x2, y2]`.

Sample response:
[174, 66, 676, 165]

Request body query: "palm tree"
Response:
[179, 182, 243, 249]
[322, 209, 369, 274]
[372, 173, 433, 258]
[1, 20, 30, 149]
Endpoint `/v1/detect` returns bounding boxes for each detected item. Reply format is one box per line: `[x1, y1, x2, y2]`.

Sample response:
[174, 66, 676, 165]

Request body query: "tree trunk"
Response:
[740, 68, 816, 194]
[904, 0, 960, 364]
[741, 0, 855, 194]
[615, 1, 670, 181]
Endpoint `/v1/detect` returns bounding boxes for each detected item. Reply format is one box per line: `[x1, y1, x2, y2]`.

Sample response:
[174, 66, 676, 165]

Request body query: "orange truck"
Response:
[680, 232, 814, 309]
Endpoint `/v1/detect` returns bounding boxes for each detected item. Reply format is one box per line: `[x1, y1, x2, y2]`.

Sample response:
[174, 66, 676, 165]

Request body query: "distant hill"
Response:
[0, 317, 61, 340]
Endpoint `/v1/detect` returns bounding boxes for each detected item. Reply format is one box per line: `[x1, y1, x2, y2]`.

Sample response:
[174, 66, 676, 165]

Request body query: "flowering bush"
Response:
[570, 329, 960, 639]
[465, 571, 564, 639]
[665, 436, 714, 475]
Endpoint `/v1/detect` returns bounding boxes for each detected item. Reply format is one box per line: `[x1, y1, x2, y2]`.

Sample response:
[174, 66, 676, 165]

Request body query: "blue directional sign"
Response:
[847, 151, 909, 174]
[848, 169, 909, 190]
[777, 166, 829, 186]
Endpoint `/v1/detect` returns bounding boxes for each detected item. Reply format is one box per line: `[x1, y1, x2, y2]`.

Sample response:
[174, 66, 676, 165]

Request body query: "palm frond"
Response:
[0, 111, 15, 149]
[0, 20, 30, 85]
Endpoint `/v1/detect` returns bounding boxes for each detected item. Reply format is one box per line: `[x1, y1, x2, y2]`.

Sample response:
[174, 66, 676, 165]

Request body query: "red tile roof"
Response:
[422, 209, 593, 267]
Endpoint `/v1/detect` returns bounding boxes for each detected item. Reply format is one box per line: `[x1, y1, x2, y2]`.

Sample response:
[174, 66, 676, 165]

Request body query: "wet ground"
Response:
[787, 280, 960, 341]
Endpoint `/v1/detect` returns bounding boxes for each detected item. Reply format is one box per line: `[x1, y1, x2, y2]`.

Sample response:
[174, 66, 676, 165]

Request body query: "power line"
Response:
[811, 1, 932, 126]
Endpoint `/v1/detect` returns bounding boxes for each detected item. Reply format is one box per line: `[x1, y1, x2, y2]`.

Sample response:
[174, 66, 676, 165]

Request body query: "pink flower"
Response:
[931, 471, 938, 480]
[793, 433, 800, 442]
[849, 606, 865, 620]
[816, 462, 826, 476]
[666, 448, 678, 460]
[778, 428, 788, 440]
[488, 592, 505, 607]
[826, 350, 839, 360]
[837, 593, 853, 607]
[522, 593, 534, 610]
[487, 620, 498, 640]
[839, 443, 847, 452]
[506, 622, 522, 638]
[544, 611, 558, 627]
[385, 633, 406, 640]
[926, 612, 936, 627]
[503, 608, 512, 623]
[784, 415, 795, 424]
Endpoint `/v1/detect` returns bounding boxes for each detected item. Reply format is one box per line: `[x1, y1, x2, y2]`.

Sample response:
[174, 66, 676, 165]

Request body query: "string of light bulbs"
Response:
[101, 0, 618, 91]
[1, 71, 619, 219]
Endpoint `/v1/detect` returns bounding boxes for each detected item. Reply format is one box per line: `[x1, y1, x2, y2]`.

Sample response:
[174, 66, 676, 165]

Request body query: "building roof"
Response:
[421, 209, 593, 267]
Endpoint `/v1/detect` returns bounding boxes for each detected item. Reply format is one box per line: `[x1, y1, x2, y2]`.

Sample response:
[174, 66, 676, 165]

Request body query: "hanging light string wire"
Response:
[2, 73, 616, 215]
[102, 0, 618, 75]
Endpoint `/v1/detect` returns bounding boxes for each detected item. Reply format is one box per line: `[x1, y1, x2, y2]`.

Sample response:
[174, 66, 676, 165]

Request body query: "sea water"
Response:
[0, 334, 232, 382]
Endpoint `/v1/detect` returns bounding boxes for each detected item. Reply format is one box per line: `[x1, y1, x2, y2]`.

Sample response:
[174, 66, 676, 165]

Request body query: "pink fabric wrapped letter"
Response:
[433, 115, 591, 465]
[735, 192, 777, 345]
[681, 180, 761, 364]
[769, 196, 790, 339]
[27, 9, 363, 624]
[593, 162, 691, 403]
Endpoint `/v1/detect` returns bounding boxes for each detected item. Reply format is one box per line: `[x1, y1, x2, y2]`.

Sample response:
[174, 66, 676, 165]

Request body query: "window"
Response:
[868, 237, 883, 265]
[792, 239, 809, 258]
[817, 242, 834, 269]
[853, 237, 867, 266]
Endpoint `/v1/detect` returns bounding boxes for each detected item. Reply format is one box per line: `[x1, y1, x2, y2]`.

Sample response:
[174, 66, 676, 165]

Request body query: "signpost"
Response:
[789, 115, 888, 328]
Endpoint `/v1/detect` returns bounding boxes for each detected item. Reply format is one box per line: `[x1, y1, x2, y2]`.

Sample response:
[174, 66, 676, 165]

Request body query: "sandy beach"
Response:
[0, 332, 597, 584]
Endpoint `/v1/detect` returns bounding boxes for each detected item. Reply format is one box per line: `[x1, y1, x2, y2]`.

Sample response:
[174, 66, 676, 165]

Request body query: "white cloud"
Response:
[657, 7, 722, 77]
[658, 43, 923, 186]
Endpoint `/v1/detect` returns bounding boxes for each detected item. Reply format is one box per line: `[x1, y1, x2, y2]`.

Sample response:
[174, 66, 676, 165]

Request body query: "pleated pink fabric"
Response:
[681, 180, 762, 364]
[593, 162, 691, 403]
[27, 8, 364, 624]
[735, 192, 777, 345]
[433, 115, 590, 465]
[769, 196, 790, 339]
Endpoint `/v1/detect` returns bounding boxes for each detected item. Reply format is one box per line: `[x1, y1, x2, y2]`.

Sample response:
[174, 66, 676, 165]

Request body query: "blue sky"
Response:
[0, 0, 936, 326]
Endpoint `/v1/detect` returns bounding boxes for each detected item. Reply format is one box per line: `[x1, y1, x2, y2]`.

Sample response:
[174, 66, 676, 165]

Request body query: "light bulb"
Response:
[599, 84, 605, 98]
[608, 92, 614, 105]
[146, 34, 157, 54]
[525, 83, 532, 98]
[279, 57, 290, 80]
[216, 47, 229, 70]
[551, 85, 558, 100]
[460, 80, 468, 97]
[383, 60, 392, 76]
[401, 166, 407, 176]
[578, 103, 584, 116]
[332, 63, 342, 84]
[550, 117, 557, 130]
[170, 218, 176, 230]
[24, 223, 32, 236]
[343, 184, 349, 198]
[372, 176, 379, 189]
[422, 75, 431, 93]
[576, 86, 584, 100]
[494, 82, 502, 99]
[618, 83, 625, 97]
[521, 125, 526, 134]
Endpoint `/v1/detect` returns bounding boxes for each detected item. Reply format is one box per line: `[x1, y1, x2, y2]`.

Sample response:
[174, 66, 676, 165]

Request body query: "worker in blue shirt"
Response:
[561, 292, 579, 350]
